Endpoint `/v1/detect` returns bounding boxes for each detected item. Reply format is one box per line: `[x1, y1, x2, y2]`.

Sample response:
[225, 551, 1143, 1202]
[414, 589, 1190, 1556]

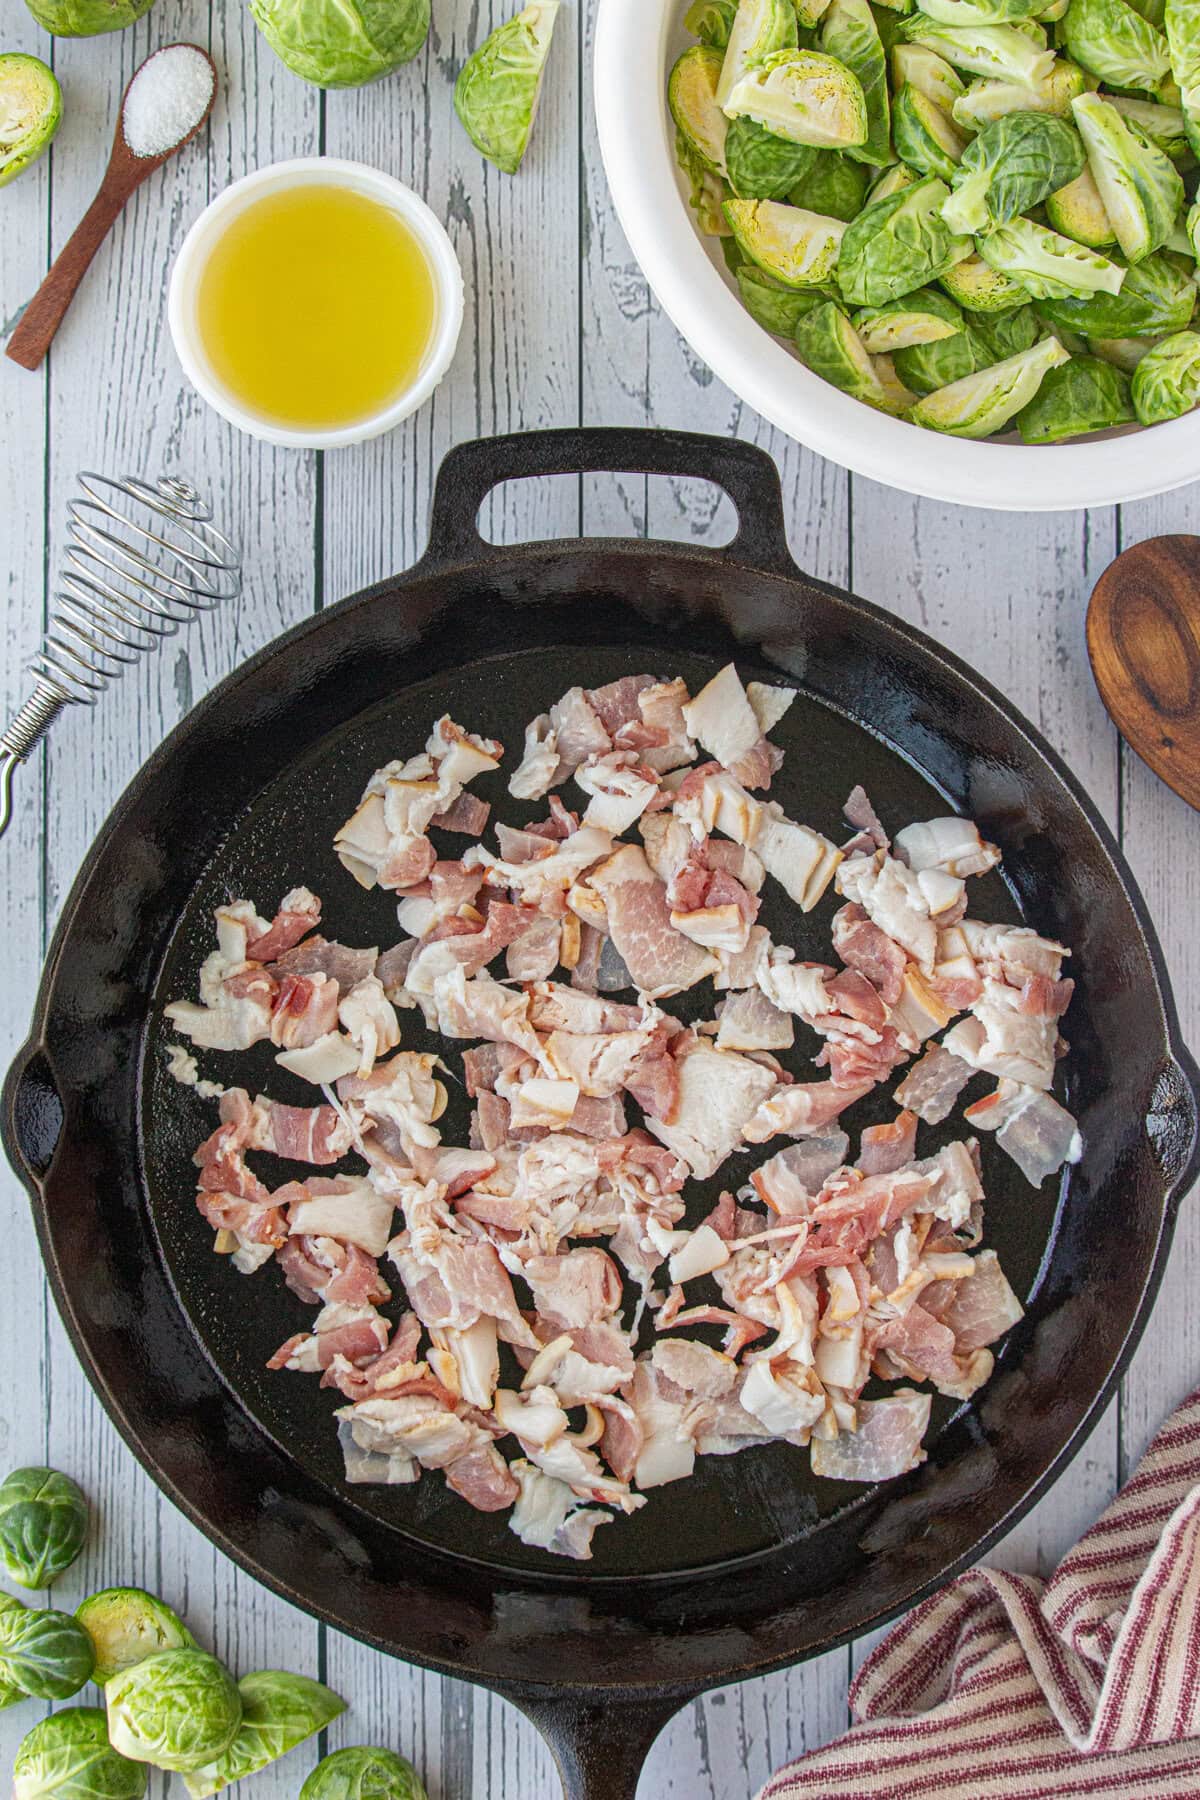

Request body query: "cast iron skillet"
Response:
[5, 429, 1200, 1800]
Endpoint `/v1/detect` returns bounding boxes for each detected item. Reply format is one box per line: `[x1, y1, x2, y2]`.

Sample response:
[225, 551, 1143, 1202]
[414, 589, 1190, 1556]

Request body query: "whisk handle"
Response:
[7, 169, 138, 372]
[0, 685, 67, 843]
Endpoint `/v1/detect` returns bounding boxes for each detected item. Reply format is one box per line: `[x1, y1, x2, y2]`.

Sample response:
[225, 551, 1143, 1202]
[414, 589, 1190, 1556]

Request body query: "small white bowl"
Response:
[168, 157, 464, 451]
[594, 0, 1200, 512]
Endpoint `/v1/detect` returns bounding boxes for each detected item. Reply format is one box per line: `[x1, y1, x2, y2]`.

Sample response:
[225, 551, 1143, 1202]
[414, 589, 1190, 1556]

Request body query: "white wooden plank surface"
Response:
[1, 0, 1198, 1793]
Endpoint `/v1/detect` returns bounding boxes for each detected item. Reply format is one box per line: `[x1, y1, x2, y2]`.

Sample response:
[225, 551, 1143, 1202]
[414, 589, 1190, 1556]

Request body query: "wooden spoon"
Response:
[1087, 534, 1200, 813]
[6, 43, 216, 373]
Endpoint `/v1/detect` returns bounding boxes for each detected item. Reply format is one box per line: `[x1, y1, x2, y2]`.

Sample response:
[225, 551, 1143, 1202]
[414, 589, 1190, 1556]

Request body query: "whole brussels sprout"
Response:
[717, 0, 798, 106]
[105, 1650, 242, 1773]
[454, 1, 559, 174]
[892, 82, 969, 177]
[0, 55, 62, 186]
[249, 0, 428, 87]
[892, 41, 968, 108]
[941, 110, 1085, 233]
[1061, 0, 1171, 90]
[670, 45, 730, 172]
[686, 0, 739, 46]
[22, 0, 153, 34]
[1015, 349, 1136, 435]
[794, 298, 907, 406]
[1035, 244, 1196, 329]
[978, 213, 1125, 296]
[0, 1469, 88, 1590]
[76, 1588, 194, 1686]
[788, 147, 869, 215]
[724, 48, 871, 148]
[0, 1606, 95, 1699]
[12, 1708, 147, 1800]
[819, 0, 892, 163]
[853, 283, 964, 348]
[182, 1670, 346, 1798]
[1130, 326, 1200, 418]
[727, 115, 815, 195]
[736, 262, 828, 331]
[1070, 92, 1184, 261]
[838, 173, 972, 304]
[951, 57, 1086, 128]
[902, 15, 1057, 82]
[1045, 164, 1118, 245]
[299, 1746, 428, 1800]
[724, 194, 848, 282]
[911, 333, 1071, 431]
[940, 247, 1030, 306]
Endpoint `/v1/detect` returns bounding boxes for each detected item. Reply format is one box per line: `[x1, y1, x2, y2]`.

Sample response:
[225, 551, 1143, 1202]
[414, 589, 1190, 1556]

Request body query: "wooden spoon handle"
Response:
[6, 173, 136, 372]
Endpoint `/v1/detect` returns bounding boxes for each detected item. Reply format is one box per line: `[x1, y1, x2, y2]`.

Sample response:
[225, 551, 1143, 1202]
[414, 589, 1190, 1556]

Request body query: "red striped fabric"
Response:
[760, 1388, 1200, 1800]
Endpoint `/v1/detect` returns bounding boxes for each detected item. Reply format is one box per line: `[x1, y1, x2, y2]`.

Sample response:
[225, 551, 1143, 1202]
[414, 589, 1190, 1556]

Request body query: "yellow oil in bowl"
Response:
[194, 181, 439, 433]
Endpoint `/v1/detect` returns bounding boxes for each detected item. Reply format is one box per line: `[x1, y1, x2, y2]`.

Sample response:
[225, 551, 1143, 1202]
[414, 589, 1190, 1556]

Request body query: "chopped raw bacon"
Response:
[170, 680, 1080, 1554]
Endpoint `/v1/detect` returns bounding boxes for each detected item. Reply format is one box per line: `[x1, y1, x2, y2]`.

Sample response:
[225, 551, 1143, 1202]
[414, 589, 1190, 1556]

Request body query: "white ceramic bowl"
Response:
[594, 1, 1200, 511]
[168, 158, 464, 450]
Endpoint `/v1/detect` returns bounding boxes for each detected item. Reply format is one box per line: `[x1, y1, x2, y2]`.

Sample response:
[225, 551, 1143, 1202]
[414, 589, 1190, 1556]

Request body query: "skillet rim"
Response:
[4, 458, 1200, 1699]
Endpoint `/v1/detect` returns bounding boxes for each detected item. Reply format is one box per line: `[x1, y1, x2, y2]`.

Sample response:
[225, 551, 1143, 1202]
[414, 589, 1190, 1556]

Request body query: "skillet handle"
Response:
[497, 1685, 686, 1800]
[417, 427, 796, 576]
[1, 1039, 64, 1186]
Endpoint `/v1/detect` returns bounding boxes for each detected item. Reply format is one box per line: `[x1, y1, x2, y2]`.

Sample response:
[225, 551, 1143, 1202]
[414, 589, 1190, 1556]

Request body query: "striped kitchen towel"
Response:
[760, 1386, 1200, 1799]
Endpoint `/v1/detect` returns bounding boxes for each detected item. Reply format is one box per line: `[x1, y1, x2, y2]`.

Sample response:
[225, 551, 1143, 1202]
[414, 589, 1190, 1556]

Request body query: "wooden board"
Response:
[1, 3, 1198, 1793]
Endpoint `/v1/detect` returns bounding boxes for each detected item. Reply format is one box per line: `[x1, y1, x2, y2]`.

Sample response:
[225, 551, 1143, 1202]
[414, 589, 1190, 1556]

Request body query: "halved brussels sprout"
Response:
[788, 146, 870, 214]
[951, 57, 1086, 128]
[919, 0, 1044, 21]
[669, 45, 729, 172]
[300, 1747, 428, 1800]
[854, 284, 964, 349]
[0, 1606, 94, 1699]
[1062, 0, 1171, 90]
[902, 15, 1057, 82]
[22, 0, 153, 34]
[686, 0, 739, 46]
[676, 129, 733, 233]
[868, 160, 920, 198]
[1130, 325, 1200, 418]
[968, 300, 1042, 354]
[717, 0, 798, 106]
[794, 297, 909, 405]
[893, 322, 990, 388]
[940, 248, 1029, 306]
[1015, 349, 1136, 435]
[1110, 94, 1193, 163]
[819, 0, 892, 161]
[978, 213, 1126, 295]
[0, 1469, 88, 1590]
[724, 195, 847, 281]
[893, 82, 969, 176]
[737, 262, 828, 330]
[724, 47, 870, 147]
[1071, 91, 1184, 260]
[249, 0, 427, 86]
[1045, 164, 1118, 244]
[106, 1651, 242, 1774]
[0, 55, 62, 187]
[911, 333, 1070, 431]
[454, 1, 558, 173]
[183, 1670, 346, 1798]
[1087, 331, 1158, 366]
[12, 1708, 147, 1800]
[1034, 244, 1195, 330]
[941, 110, 1085, 232]
[76, 1588, 195, 1686]
[872, 350, 921, 406]
[892, 41, 968, 109]
[727, 115, 815, 193]
[838, 172, 972, 304]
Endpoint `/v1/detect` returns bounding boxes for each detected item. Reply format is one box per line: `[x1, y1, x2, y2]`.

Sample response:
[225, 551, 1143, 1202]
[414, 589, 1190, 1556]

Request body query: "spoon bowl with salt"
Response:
[6, 43, 217, 372]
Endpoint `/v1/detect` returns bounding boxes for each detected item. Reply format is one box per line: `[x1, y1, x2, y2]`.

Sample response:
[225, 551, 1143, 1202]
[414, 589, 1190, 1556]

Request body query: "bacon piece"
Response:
[938, 1249, 1024, 1352]
[268, 1302, 390, 1372]
[379, 835, 437, 892]
[751, 1137, 849, 1215]
[844, 785, 888, 851]
[525, 1249, 623, 1328]
[270, 973, 340, 1049]
[963, 1079, 1081, 1185]
[1018, 974, 1075, 1019]
[197, 1190, 287, 1245]
[260, 1099, 351, 1164]
[588, 847, 718, 999]
[830, 903, 907, 1007]
[646, 1041, 777, 1180]
[277, 1236, 391, 1307]
[588, 675, 655, 736]
[597, 1396, 643, 1484]
[245, 888, 322, 961]
[269, 937, 377, 990]
[431, 791, 491, 835]
[444, 1443, 520, 1512]
[743, 1078, 874, 1144]
[505, 914, 561, 982]
[810, 1390, 931, 1483]
[858, 1110, 918, 1176]
[893, 1043, 974, 1126]
[549, 687, 611, 771]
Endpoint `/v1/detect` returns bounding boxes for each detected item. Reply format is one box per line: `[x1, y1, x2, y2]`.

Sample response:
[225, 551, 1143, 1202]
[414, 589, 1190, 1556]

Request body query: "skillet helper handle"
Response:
[1158, 1047, 1200, 1207]
[501, 1686, 685, 1800]
[1, 1040, 65, 1186]
[419, 426, 796, 576]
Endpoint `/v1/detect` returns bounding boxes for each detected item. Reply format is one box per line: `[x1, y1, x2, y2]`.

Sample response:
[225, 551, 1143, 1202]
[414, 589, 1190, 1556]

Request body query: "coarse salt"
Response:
[123, 44, 213, 160]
